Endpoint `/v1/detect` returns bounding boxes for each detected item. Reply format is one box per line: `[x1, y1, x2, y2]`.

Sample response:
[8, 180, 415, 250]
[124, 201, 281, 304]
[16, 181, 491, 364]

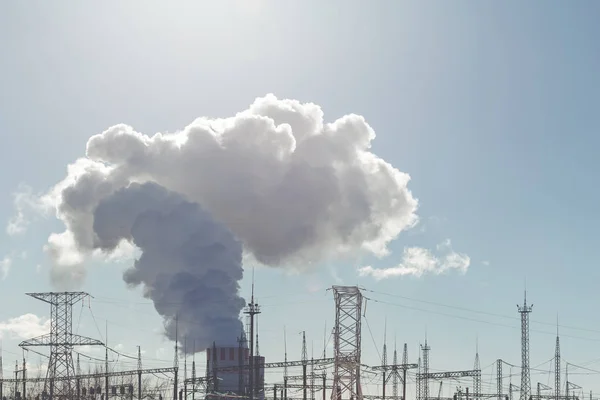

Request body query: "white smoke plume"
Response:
[41, 94, 419, 348]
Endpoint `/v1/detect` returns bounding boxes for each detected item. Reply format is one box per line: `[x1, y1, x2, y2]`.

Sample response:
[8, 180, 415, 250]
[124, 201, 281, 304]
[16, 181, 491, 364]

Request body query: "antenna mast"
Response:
[244, 266, 261, 400]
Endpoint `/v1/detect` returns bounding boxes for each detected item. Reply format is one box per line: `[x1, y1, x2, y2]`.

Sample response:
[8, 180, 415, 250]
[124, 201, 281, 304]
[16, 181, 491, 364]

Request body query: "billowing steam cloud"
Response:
[94, 182, 245, 348]
[40, 94, 419, 350]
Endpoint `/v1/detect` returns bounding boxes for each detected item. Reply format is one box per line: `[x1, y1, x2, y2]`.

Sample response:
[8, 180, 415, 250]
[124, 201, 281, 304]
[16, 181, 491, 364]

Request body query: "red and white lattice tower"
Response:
[330, 286, 363, 400]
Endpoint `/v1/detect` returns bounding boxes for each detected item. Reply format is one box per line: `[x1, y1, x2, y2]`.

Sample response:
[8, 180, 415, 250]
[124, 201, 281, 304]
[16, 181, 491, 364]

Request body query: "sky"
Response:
[1, 0, 600, 397]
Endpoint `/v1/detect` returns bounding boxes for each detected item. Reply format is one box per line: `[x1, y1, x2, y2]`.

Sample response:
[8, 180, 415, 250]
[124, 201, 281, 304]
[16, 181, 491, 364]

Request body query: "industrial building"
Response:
[205, 344, 265, 399]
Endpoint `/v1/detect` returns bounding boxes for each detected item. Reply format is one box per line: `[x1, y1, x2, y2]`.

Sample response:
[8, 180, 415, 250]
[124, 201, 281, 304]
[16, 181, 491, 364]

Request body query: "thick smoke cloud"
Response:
[41, 94, 419, 349]
[94, 182, 244, 349]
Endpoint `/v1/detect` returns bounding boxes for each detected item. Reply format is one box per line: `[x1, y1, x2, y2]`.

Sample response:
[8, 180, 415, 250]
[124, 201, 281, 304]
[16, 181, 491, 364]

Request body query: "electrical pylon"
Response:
[517, 292, 533, 400]
[420, 341, 430, 400]
[473, 344, 481, 400]
[19, 292, 104, 400]
[330, 286, 363, 400]
[497, 359, 503, 400]
[555, 320, 560, 400]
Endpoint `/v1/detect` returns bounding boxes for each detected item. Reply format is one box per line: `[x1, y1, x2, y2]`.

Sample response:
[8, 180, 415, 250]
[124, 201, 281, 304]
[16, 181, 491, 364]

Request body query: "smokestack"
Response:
[38, 94, 419, 349]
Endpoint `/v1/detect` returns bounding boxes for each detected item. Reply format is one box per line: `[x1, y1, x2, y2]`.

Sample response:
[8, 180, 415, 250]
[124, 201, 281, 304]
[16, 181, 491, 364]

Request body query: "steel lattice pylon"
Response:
[19, 292, 104, 400]
[517, 292, 533, 400]
[497, 359, 502, 400]
[420, 342, 430, 400]
[473, 349, 481, 400]
[330, 286, 363, 400]
[555, 329, 560, 400]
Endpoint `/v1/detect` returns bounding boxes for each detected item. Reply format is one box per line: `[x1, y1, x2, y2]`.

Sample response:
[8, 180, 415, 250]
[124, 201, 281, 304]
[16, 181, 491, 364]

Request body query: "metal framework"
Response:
[215, 358, 334, 373]
[381, 331, 387, 400]
[330, 286, 363, 400]
[244, 283, 261, 400]
[416, 354, 421, 400]
[537, 383, 551, 400]
[2, 367, 177, 384]
[1, 364, 177, 400]
[373, 341, 415, 400]
[517, 292, 533, 400]
[372, 360, 417, 400]
[392, 343, 397, 400]
[19, 292, 104, 400]
[474, 349, 481, 400]
[401, 344, 408, 400]
[555, 329, 560, 400]
[418, 341, 430, 400]
[497, 360, 503, 400]
[417, 370, 481, 380]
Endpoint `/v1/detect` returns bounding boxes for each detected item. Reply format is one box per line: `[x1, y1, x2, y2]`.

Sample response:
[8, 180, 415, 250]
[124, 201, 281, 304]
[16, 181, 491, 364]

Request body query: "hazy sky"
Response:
[1, 0, 600, 396]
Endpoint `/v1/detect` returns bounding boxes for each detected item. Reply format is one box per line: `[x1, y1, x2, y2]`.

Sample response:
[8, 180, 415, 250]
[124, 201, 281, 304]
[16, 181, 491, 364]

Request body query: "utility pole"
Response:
[517, 291, 533, 400]
[0, 344, 3, 400]
[392, 340, 398, 400]
[105, 324, 109, 400]
[192, 344, 196, 400]
[76, 353, 81, 400]
[284, 328, 288, 400]
[174, 315, 179, 400]
[401, 344, 408, 400]
[138, 346, 143, 400]
[417, 352, 421, 400]
[22, 354, 26, 400]
[310, 343, 315, 400]
[302, 332, 307, 400]
[184, 338, 187, 400]
[382, 321, 387, 400]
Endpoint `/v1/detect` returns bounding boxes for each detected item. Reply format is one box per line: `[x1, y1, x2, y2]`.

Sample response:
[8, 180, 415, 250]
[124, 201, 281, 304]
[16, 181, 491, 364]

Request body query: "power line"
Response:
[368, 296, 600, 343]
[366, 289, 600, 336]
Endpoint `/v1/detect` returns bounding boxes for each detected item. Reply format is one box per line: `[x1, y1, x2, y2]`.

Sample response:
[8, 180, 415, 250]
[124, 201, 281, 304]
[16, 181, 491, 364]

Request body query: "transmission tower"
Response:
[330, 286, 363, 400]
[497, 359, 502, 400]
[420, 341, 430, 400]
[19, 292, 104, 400]
[473, 344, 481, 400]
[555, 321, 560, 400]
[517, 292, 533, 400]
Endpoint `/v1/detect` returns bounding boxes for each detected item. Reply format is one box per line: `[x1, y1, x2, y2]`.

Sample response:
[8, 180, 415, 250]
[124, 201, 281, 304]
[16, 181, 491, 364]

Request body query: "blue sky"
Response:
[1, 0, 600, 396]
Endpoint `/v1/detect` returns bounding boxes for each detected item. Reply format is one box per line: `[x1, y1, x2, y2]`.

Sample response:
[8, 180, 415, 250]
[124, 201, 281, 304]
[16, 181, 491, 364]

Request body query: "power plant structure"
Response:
[205, 343, 265, 399]
[0, 286, 592, 400]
